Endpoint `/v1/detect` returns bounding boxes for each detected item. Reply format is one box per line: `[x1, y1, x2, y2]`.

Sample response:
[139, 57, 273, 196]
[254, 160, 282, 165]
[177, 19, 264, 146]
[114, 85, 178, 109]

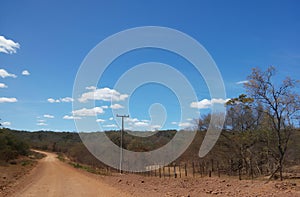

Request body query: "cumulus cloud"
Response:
[47, 97, 74, 103]
[86, 86, 96, 90]
[60, 97, 74, 102]
[63, 115, 81, 120]
[22, 70, 30, 76]
[171, 121, 177, 125]
[37, 122, 47, 126]
[0, 35, 20, 54]
[78, 87, 128, 103]
[236, 80, 249, 85]
[2, 121, 11, 126]
[72, 107, 104, 116]
[134, 121, 149, 127]
[127, 118, 150, 127]
[127, 118, 139, 123]
[0, 97, 17, 103]
[0, 69, 17, 78]
[96, 119, 105, 122]
[44, 114, 54, 118]
[47, 98, 59, 103]
[178, 122, 193, 128]
[0, 83, 7, 88]
[109, 117, 114, 121]
[110, 103, 124, 109]
[103, 124, 117, 128]
[190, 98, 229, 109]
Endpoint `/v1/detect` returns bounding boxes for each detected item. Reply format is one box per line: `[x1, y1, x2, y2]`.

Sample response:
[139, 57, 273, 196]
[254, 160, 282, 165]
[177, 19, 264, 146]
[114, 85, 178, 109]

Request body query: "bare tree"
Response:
[245, 66, 300, 180]
[195, 114, 211, 131]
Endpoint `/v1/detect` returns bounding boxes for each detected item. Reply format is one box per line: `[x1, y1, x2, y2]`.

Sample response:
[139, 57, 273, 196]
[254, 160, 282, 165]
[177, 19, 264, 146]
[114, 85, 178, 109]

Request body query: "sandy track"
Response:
[11, 151, 131, 197]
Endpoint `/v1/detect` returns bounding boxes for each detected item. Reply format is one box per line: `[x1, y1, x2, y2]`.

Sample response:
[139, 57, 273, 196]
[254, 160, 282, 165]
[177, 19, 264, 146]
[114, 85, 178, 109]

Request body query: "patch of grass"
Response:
[20, 160, 33, 166]
[28, 151, 46, 160]
[68, 161, 111, 175]
[20, 160, 34, 166]
[57, 153, 66, 162]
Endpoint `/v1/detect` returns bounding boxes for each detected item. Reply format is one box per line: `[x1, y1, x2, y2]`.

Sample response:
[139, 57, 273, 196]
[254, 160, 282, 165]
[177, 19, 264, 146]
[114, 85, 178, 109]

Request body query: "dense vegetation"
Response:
[0, 128, 29, 164]
[1, 128, 300, 178]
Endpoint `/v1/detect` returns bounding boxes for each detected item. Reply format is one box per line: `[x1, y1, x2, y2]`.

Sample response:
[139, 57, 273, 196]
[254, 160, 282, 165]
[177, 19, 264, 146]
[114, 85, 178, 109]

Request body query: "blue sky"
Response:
[0, 0, 300, 131]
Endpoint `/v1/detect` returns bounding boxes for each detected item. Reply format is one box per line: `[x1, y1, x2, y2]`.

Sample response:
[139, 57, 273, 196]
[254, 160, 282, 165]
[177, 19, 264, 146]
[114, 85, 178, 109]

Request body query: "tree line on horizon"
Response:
[1, 66, 300, 181]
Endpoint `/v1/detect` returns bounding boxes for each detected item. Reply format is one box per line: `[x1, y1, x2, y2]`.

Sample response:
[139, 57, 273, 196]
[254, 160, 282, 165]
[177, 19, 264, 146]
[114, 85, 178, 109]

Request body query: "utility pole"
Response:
[116, 114, 129, 174]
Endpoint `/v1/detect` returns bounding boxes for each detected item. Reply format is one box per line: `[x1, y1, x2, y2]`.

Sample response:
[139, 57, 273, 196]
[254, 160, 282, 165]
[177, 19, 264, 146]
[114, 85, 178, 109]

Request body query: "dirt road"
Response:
[11, 151, 131, 197]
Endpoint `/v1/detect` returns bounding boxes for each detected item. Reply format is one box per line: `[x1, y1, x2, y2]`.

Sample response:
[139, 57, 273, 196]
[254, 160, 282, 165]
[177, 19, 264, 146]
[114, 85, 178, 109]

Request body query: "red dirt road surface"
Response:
[10, 151, 131, 197]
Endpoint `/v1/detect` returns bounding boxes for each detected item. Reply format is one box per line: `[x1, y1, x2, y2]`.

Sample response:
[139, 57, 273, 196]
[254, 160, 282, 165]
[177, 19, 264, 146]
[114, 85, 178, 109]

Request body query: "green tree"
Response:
[226, 94, 257, 132]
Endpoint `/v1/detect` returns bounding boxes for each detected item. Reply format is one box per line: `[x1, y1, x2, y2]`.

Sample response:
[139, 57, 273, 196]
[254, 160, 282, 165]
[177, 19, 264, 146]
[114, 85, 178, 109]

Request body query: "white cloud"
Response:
[103, 124, 117, 128]
[37, 122, 47, 126]
[178, 122, 193, 128]
[101, 105, 109, 109]
[2, 121, 11, 126]
[63, 115, 81, 120]
[0, 97, 17, 103]
[110, 103, 124, 109]
[60, 97, 74, 102]
[190, 98, 229, 109]
[134, 121, 149, 127]
[86, 86, 97, 90]
[78, 87, 128, 103]
[171, 121, 177, 125]
[128, 118, 139, 123]
[127, 118, 150, 127]
[47, 97, 73, 103]
[96, 118, 105, 122]
[0, 35, 20, 54]
[236, 80, 249, 85]
[72, 107, 104, 117]
[109, 117, 114, 121]
[0, 69, 17, 78]
[22, 70, 30, 76]
[47, 98, 60, 103]
[0, 83, 7, 88]
[44, 114, 54, 118]
[37, 119, 46, 122]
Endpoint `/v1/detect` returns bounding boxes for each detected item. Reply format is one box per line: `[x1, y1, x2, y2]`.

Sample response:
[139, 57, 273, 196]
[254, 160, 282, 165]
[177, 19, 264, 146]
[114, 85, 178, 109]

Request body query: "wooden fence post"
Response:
[238, 159, 242, 180]
[250, 158, 253, 181]
[230, 159, 233, 176]
[192, 162, 195, 178]
[174, 164, 177, 178]
[217, 161, 220, 178]
[159, 167, 162, 178]
[179, 164, 181, 178]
